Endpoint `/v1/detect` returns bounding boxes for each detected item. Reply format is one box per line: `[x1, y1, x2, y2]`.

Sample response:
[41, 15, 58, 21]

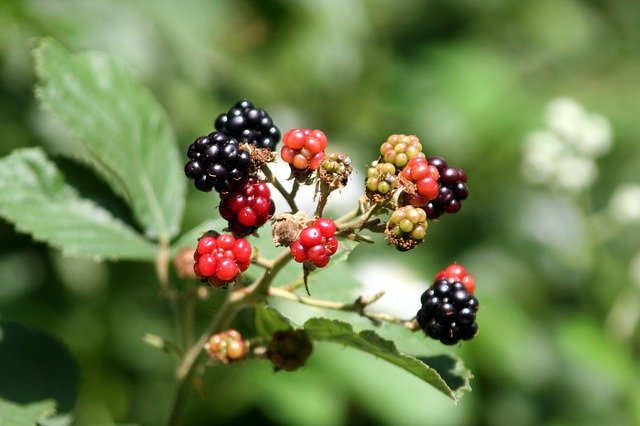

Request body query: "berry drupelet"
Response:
[184, 132, 252, 193]
[417, 277, 479, 345]
[214, 100, 281, 151]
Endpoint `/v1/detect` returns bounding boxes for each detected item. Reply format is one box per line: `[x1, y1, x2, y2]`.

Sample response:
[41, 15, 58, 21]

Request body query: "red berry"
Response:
[281, 128, 329, 171]
[313, 218, 337, 238]
[197, 235, 216, 255]
[307, 245, 330, 267]
[232, 239, 252, 263]
[237, 206, 258, 227]
[217, 234, 235, 250]
[197, 254, 217, 276]
[325, 236, 339, 254]
[416, 177, 439, 200]
[290, 241, 307, 262]
[299, 226, 322, 247]
[217, 259, 239, 281]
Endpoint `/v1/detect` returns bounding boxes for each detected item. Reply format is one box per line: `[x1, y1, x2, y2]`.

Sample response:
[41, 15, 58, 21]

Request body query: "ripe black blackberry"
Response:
[184, 131, 252, 193]
[417, 279, 479, 345]
[423, 156, 469, 220]
[214, 100, 281, 151]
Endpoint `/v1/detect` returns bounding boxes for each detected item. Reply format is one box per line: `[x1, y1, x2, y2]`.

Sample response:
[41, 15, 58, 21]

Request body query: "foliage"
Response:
[1, 1, 640, 425]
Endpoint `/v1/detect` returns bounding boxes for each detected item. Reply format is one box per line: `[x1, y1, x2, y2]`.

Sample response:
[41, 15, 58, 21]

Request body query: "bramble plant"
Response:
[0, 39, 478, 424]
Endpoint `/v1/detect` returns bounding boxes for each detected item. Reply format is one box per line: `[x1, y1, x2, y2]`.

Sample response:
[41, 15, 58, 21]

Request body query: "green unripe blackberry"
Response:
[385, 205, 428, 251]
[379, 134, 423, 169]
[318, 152, 353, 188]
[365, 162, 398, 199]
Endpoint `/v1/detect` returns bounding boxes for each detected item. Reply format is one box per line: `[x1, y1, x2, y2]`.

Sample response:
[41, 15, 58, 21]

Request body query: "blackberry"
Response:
[219, 177, 276, 235]
[417, 278, 479, 345]
[184, 132, 252, 193]
[318, 152, 353, 189]
[214, 99, 280, 151]
[206, 329, 247, 363]
[423, 156, 469, 220]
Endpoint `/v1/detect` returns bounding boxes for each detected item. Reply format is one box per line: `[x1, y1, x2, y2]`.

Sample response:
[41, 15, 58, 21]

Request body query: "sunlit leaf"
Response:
[0, 148, 156, 260]
[34, 38, 185, 240]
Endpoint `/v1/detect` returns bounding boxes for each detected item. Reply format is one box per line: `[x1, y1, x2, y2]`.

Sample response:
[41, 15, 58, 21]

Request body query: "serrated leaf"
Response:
[34, 38, 185, 240]
[0, 397, 57, 426]
[254, 304, 293, 339]
[0, 148, 156, 260]
[303, 318, 468, 401]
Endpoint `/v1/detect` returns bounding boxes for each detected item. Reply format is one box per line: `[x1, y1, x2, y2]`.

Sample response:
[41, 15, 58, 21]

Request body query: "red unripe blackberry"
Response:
[400, 156, 440, 205]
[184, 132, 252, 193]
[214, 100, 280, 150]
[290, 219, 338, 268]
[281, 128, 328, 171]
[417, 278, 479, 345]
[219, 177, 276, 235]
[423, 156, 469, 219]
[193, 233, 252, 287]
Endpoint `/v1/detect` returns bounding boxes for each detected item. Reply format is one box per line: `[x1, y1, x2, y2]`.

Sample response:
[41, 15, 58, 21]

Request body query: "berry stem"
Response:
[261, 164, 299, 212]
[167, 249, 292, 425]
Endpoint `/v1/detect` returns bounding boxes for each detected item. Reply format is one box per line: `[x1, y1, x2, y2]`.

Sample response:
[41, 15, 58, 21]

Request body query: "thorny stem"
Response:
[268, 287, 417, 328]
[167, 249, 292, 426]
[261, 164, 299, 212]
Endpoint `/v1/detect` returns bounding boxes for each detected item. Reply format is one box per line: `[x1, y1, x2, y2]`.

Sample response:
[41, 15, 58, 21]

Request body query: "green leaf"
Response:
[303, 318, 469, 401]
[0, 398, 57, 426]
[0, 148, 156, 260]
[254, 304, 293, 340]
[34, 38, 185, 240]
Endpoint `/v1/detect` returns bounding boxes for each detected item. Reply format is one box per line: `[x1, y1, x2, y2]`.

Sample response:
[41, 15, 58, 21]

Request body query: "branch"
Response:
[261, 164, 299, 212]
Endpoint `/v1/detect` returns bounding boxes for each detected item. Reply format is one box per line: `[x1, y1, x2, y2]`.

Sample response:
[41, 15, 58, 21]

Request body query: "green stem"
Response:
[166, 249, 292, 425]
[262, 165, 299, 212]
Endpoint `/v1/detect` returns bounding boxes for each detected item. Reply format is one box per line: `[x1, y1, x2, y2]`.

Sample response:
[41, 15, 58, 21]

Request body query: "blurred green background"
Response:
[1, 0, 640, 424]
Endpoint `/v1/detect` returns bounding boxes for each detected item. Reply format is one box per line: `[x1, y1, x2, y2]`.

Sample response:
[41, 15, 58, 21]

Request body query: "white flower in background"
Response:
[522, 97, 612, 193]
[608, 184, 640, 224]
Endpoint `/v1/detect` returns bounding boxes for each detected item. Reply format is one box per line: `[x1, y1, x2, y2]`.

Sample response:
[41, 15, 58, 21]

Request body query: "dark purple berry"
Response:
[214, 100, 280, 151]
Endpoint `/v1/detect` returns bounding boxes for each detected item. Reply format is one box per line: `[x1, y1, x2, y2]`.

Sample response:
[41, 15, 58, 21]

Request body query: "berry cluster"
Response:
[422, 156, 469, 219]
[386, 205, 428, 251]
[281, 129, 328, 171]
[193, 234, 252, 288]
[219, 178, 275, 235]
[366, 162, 399, 197]
[184, 132, 252, 193]
[214, 100, 280, 151]
[206, 329, 247, 363]
[400, 156, 440, 206]
[290, 218, 338, 268]
[435, 263, 475, 294]
[266, 329, 313, 372]
[417, 272, 479, 345]
[379, 134, 423, 169]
